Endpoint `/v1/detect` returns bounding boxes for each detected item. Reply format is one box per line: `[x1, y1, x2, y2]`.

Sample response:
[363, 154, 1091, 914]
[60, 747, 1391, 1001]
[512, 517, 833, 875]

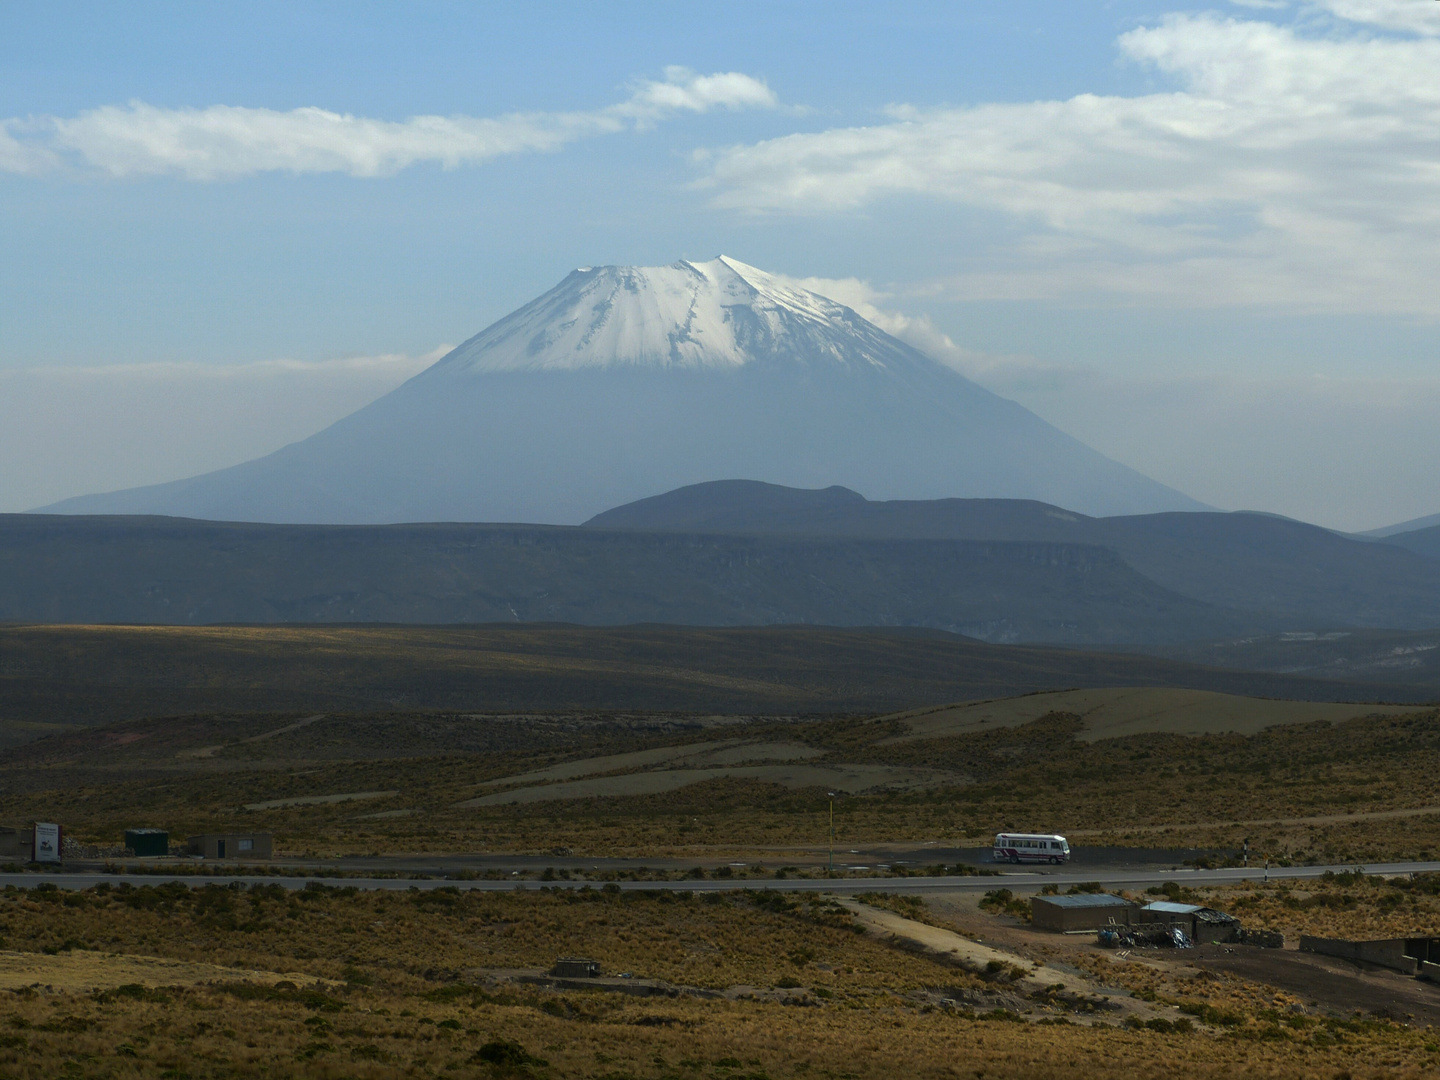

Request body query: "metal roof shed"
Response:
[1141, 901, 1200, 915]
[1031, 893, 1140, 932]
[1140, 901, 1241, 943]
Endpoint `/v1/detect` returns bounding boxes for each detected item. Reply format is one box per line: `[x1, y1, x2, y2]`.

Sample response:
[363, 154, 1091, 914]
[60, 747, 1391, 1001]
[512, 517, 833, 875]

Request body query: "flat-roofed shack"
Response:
[187, 832, 272, 859]
[1031, 892, 1140, 932]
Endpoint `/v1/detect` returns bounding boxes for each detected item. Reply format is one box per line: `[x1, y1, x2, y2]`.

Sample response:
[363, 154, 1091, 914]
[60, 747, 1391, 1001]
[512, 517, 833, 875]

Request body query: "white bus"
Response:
[993, 833, 1069, 865]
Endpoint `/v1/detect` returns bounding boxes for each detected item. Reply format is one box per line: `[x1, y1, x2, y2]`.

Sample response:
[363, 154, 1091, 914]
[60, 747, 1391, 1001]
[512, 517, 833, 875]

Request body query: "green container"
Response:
[124, 829, 169, 857]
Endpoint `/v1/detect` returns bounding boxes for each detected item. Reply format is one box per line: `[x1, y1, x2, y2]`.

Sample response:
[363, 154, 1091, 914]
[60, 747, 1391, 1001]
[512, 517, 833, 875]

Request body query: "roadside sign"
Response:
[33, 823, 60, 863]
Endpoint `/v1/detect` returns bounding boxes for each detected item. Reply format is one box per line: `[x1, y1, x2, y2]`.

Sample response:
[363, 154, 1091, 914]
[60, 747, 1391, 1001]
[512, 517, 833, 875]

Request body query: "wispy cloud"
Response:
[24, 347, 451, 381]
[699, 6, 1440, 315]
[1311, 0, 1440, 35]
[774, 272, 994, 376]
[0, 348, 450, 512]
[3, 67, 777, 180]
[0, 121, 58, 175]
[618, 67, 780, 122]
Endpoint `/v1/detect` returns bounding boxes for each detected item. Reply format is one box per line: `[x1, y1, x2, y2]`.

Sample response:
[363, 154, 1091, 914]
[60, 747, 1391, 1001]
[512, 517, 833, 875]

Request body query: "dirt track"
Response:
[1190, 944, 1440, 1024]
[840, 898, 1176, 1024]
[882, 688, 1428, 743]
[459, 762, 958, 806]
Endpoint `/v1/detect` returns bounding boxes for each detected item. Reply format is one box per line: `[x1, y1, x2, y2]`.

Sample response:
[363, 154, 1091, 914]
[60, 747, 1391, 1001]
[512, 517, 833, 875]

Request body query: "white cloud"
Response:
[1312, 0, 1440, 35]
[700, 13, 1440, 315]
[30, 348, 451, 382]
[620, 66, 779, 122]
[0, 120, 57, 174]
[5, 68, 776, 180]
[775, 272, 993, 375]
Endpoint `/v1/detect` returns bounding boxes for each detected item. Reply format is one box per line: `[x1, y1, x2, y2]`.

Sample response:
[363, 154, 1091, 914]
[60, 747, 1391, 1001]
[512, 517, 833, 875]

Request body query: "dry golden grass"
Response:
[1186, 873, 1440, 941]
[0, 882, 1435, 1079]
[0, 949, 331, 992]
[6, 707, 1440, 865]
[0, 881, 958, 995]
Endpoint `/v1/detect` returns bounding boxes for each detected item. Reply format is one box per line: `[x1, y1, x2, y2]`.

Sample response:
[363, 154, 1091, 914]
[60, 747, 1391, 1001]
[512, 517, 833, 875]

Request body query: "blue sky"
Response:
[3, 0, 1438, 529]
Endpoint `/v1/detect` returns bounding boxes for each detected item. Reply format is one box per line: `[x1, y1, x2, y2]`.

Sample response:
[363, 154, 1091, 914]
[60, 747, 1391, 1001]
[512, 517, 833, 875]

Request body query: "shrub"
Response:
[1179, 1001, 1245, 1027]
[473, 1037, 547, 1068]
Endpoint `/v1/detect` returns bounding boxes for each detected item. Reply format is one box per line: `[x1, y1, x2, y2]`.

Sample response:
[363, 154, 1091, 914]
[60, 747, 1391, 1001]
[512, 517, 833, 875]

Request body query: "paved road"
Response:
[4, 860, 1436, 894]
[41, 844, 1243, 879]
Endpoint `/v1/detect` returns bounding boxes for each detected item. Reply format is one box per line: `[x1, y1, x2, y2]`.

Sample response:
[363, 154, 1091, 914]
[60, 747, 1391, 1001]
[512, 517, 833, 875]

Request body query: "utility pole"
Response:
[828, 792, 836, 875]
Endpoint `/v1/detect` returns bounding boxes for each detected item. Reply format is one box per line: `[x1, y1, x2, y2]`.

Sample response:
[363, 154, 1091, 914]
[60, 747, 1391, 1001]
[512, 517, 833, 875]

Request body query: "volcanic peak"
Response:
[428, 255, 905, 376]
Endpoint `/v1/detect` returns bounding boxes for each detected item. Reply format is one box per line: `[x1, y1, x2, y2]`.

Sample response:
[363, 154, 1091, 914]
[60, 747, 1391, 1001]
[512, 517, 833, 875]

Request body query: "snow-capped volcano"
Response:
[41, 257, 1205, 523]
[438, 256, 916, 373]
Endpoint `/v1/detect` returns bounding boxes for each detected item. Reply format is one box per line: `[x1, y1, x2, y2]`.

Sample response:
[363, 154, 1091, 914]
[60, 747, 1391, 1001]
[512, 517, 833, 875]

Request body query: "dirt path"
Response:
[177, 713, 329, 760]
[838, 898, 1174, 1023]
[458, 763, 958, 807]
[243, 789, 397, 810]
[241, 713, 330, 743]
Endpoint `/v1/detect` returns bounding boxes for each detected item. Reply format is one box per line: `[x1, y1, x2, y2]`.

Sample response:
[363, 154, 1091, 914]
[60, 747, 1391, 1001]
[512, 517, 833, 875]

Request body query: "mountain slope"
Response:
[40, 257, 1203, 523]
[1362, 511, 1440, 538]
[3, 624, 1420, 744]
[0, 513, 1253, 644]
[1378, 523, 1440, 562]
[585, 480, 1440, 629]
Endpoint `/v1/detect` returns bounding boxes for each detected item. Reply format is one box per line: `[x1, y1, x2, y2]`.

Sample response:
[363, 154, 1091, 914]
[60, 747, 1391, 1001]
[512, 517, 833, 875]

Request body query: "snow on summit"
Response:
[432, 256, 899, 373]
[41, 254, 1209, 523]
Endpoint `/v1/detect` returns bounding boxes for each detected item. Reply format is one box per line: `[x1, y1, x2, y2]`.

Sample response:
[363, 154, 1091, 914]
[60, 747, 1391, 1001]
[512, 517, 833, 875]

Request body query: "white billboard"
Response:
[33, 822, 60, 864]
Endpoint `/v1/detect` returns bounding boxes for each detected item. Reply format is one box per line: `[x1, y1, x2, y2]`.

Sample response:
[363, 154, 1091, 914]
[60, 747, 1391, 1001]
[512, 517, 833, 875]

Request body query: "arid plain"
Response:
[2, 624, 1438, 1078]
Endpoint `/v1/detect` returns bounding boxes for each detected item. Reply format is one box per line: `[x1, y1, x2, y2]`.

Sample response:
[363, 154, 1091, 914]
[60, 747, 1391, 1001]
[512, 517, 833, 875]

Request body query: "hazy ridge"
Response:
[588, 481, 1440, 629]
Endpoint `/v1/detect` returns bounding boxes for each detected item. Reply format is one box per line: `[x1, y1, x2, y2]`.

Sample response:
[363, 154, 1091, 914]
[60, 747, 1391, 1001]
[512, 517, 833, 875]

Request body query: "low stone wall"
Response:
[1299, 935, 1418, 975]
[1236, 928, 1284, 949]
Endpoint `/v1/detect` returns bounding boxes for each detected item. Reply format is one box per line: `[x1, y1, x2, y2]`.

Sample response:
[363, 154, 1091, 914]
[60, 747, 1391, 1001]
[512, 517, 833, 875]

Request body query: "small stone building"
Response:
[187, 832, 272, 859]
[1031, 892, 1140, 932]
[1139, 901, 1240, 944]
